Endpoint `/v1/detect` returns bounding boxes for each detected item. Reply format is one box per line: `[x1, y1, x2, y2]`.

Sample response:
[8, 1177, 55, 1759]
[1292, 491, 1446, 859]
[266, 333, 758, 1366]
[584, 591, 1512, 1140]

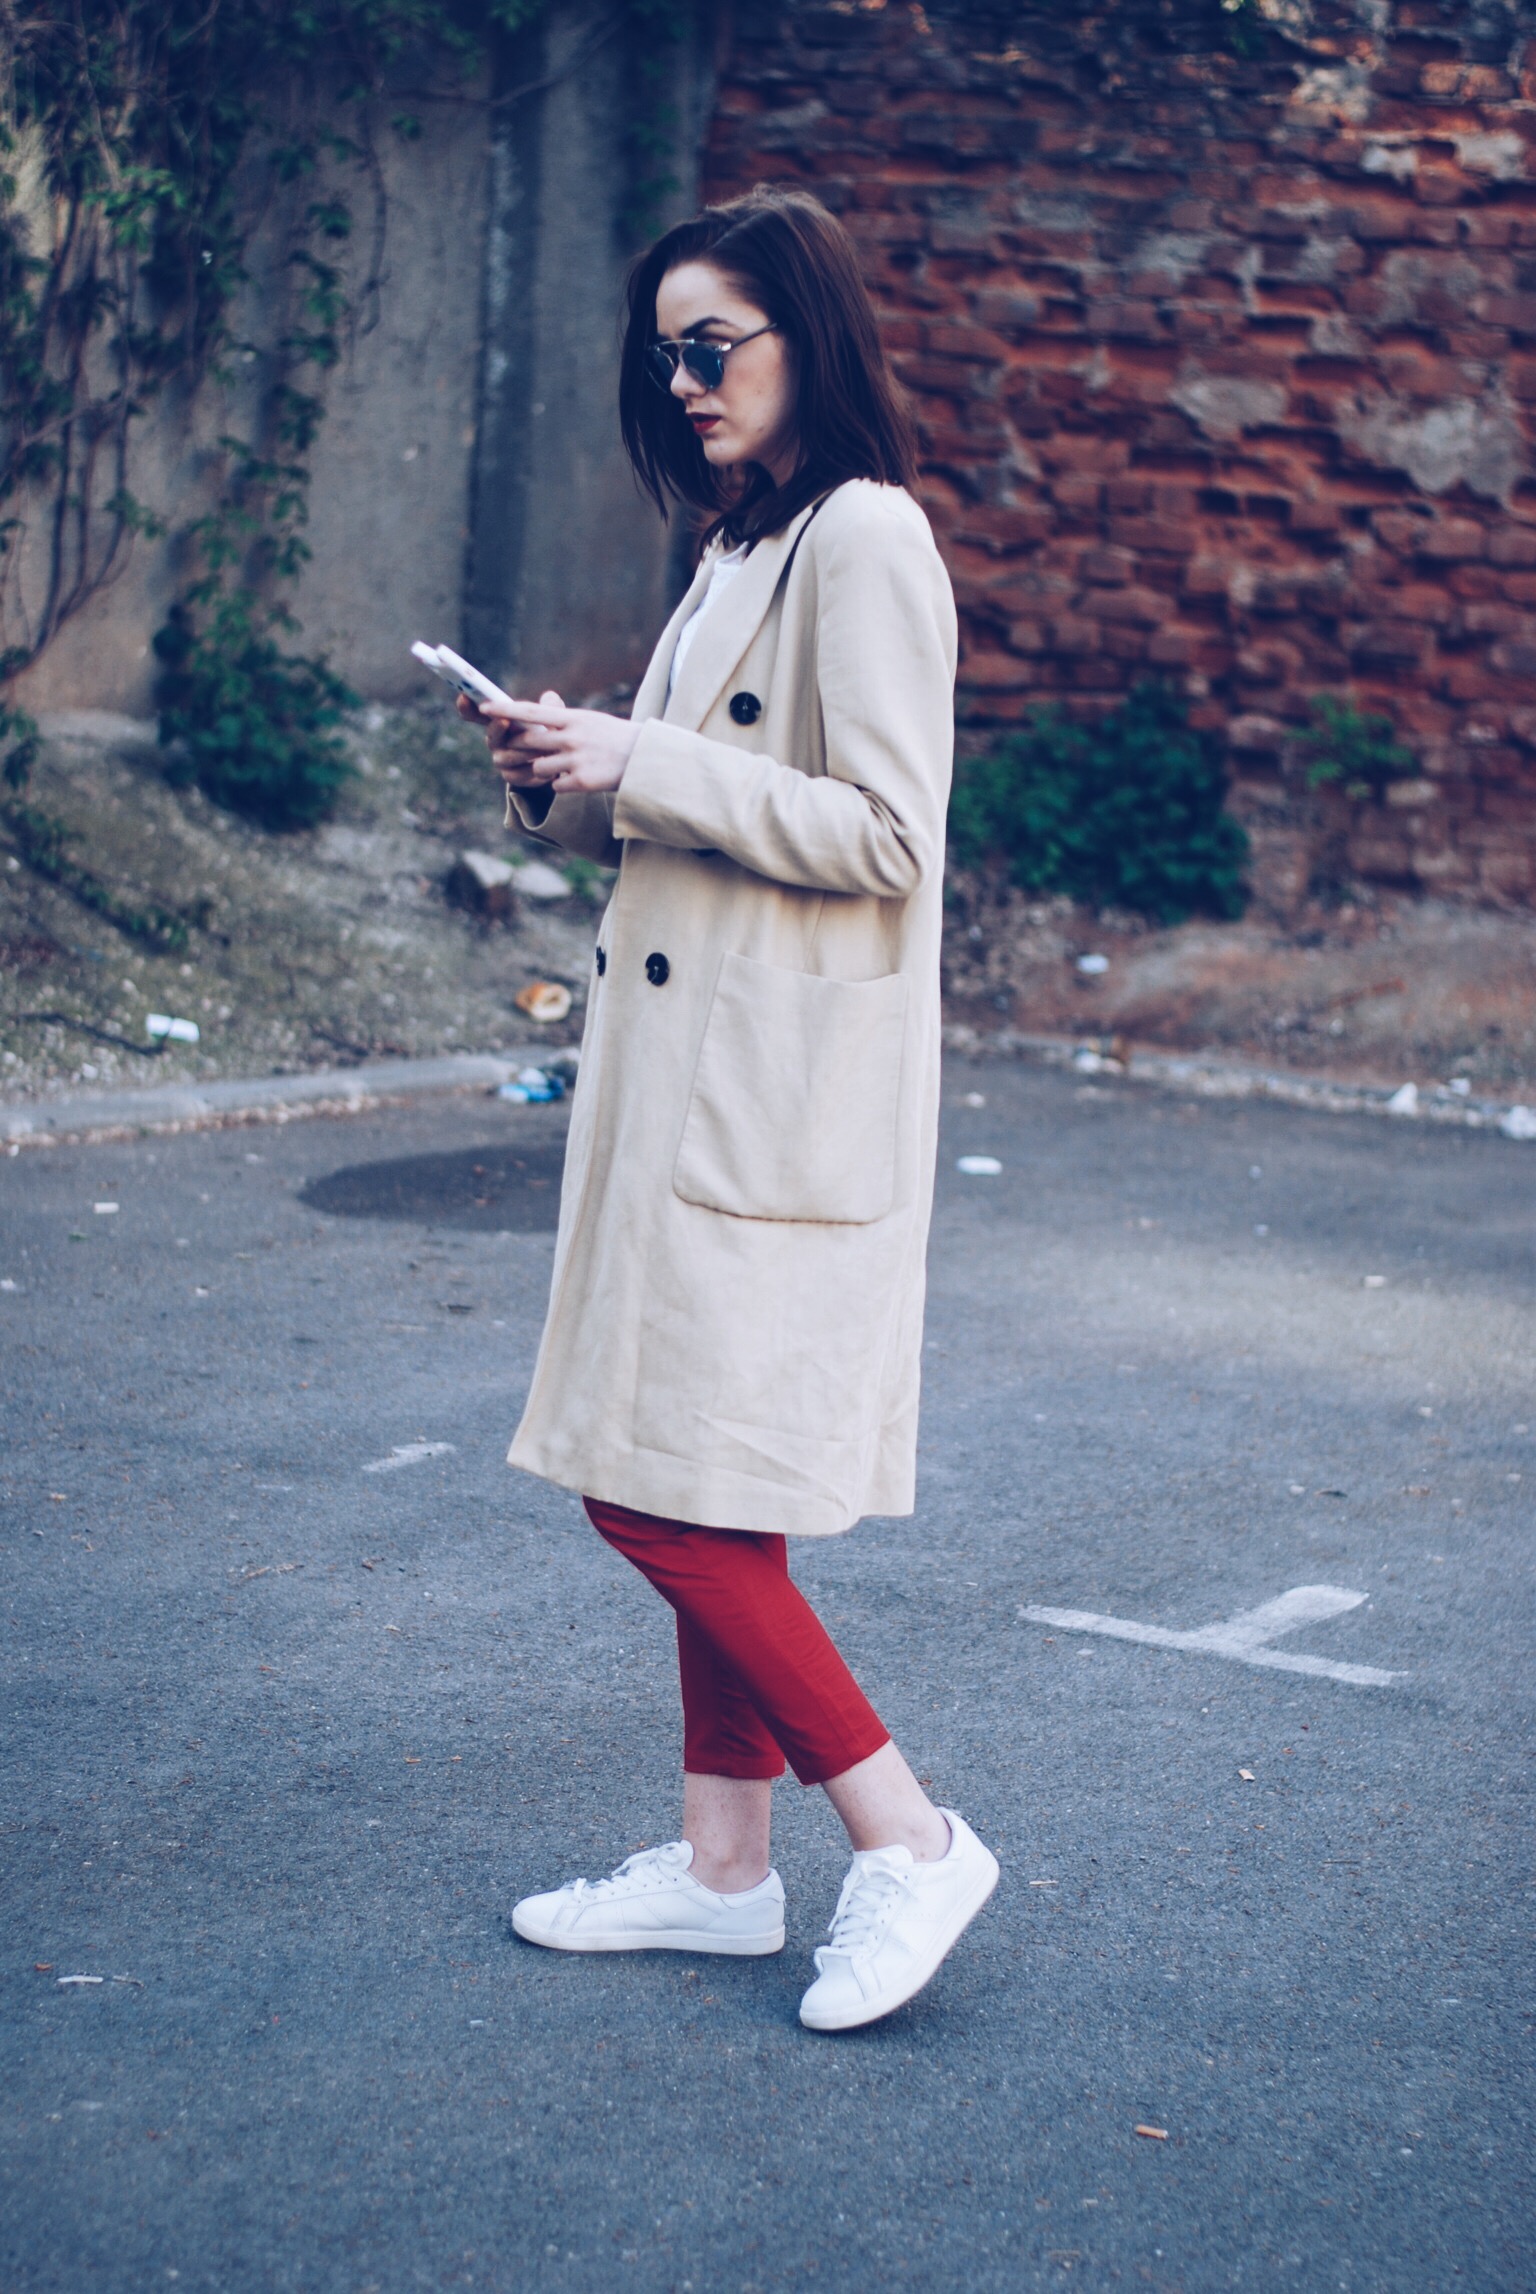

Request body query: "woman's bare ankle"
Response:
[687, 1845, 771, 1894]
[822, 1741, 952, 1862]
[680, 1772, 774, 1895]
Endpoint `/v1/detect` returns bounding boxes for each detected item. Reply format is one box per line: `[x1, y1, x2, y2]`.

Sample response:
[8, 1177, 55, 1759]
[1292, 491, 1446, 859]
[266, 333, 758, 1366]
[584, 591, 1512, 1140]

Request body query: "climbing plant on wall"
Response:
[0, 0, 683, 828]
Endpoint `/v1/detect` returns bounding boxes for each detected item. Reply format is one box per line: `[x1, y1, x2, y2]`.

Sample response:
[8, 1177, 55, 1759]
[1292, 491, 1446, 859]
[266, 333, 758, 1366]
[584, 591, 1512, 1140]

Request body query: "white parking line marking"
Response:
[1020, 1584, 1406, 1687]
[362, 1442, 455, 1474]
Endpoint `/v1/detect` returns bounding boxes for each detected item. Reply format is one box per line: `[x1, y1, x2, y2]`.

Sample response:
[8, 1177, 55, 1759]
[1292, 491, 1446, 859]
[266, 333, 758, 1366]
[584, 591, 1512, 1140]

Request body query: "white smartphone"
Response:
[410, 640, 518, 716]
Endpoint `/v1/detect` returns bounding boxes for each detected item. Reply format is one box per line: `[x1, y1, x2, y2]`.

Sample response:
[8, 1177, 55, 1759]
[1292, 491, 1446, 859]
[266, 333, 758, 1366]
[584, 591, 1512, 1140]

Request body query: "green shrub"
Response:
[155, 597, 355, 833]
[948, 682, 1249, 924]
[1297, 695, 1415, 801]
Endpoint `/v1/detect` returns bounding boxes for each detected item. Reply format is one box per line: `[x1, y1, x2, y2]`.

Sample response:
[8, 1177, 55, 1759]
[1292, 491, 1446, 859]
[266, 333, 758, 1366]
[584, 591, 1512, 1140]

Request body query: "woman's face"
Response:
[654, 260, 799, 489]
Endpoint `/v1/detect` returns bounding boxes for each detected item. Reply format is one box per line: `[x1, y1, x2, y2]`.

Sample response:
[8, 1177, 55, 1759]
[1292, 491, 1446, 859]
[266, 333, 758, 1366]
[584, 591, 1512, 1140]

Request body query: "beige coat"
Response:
[505, 479, 957, 1537]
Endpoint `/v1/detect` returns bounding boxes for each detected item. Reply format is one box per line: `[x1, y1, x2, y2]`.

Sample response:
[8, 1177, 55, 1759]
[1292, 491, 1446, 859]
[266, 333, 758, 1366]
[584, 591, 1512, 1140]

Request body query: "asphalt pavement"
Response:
[2, 1061, 1532, 2292]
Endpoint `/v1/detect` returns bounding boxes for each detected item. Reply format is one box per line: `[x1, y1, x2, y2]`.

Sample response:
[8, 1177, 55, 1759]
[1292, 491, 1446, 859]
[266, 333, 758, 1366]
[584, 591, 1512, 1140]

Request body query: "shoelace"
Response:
[823, 1860, 909, 1958]
[562, 1844, 686, 1904]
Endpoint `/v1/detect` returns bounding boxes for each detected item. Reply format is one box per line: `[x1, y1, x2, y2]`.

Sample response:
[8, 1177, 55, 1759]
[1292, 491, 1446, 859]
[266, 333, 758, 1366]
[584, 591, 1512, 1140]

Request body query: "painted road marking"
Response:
[1019, 1584, 1406, 1687]
[362, 1442, 455, 1474]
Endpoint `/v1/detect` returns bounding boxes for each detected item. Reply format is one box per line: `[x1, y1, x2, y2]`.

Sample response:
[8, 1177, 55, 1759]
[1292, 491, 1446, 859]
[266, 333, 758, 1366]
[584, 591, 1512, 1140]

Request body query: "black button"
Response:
[644, 952, 670, 987]
[595, 946, 606, 976]
[729, 691, 761, 726]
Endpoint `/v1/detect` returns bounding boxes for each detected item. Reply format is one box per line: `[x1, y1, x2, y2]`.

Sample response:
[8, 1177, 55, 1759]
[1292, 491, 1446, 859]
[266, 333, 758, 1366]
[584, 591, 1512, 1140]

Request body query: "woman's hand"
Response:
[458, 690, 638, 796]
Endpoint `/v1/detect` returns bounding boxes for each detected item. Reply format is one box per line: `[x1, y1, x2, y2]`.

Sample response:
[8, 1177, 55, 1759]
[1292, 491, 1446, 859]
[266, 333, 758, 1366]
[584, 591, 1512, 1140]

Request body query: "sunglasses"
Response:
[645, 323, 777, 391]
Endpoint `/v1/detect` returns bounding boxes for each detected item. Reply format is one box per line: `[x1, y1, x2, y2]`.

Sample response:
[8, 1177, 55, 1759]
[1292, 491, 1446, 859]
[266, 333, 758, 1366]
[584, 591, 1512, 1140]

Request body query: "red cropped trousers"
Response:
[584, 1498, 890, 1788]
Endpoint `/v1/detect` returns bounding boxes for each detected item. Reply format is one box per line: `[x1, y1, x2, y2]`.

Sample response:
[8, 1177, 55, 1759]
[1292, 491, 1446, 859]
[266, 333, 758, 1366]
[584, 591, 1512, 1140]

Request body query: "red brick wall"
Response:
[704, 0, 1536, 909]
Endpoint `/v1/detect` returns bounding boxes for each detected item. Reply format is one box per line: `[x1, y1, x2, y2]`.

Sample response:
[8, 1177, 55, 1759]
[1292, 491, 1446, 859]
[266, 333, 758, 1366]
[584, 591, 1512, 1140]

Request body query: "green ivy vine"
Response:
[1, 0, 683, 836]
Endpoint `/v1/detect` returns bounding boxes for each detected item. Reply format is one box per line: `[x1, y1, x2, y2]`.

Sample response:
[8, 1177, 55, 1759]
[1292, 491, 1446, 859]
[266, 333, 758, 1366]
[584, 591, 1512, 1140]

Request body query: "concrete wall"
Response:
[11, 3, 707, 720]
[465, 1, 711, 698]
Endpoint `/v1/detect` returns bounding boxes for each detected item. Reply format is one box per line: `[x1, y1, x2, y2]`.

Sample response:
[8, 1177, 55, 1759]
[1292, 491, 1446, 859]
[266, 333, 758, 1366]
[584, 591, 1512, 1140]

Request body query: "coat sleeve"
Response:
[610, 505, 957, 898]
[504, 784, 625, 871]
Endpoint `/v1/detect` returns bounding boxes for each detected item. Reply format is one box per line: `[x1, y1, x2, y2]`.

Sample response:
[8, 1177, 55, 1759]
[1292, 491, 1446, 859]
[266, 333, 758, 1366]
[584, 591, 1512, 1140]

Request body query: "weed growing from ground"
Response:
[1298, 696, 1416, 801]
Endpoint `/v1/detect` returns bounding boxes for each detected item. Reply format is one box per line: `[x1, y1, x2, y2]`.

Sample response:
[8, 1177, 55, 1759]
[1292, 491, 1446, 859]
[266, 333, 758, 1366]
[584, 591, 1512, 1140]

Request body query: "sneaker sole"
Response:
[512, 1910, 785, 1956]
[798, 1849, 1000, 2031]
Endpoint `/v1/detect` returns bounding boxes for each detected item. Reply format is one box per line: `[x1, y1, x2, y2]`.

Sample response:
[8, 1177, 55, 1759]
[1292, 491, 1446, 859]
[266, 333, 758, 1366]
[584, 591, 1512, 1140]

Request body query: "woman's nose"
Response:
[670, 364, 702, 402]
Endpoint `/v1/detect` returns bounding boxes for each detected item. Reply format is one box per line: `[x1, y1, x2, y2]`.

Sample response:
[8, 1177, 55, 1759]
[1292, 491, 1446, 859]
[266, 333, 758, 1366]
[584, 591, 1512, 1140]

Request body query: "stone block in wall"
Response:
[1237, 820, 1316, 918]
[1228, 715, 1291, 756]
[1078, 546, 1136, 587]
[1350, 623, 1428, 668]
[1418, 520, 1488, 562]
[1097, 587, 1172, 628]
[957, 650, 1037, 692]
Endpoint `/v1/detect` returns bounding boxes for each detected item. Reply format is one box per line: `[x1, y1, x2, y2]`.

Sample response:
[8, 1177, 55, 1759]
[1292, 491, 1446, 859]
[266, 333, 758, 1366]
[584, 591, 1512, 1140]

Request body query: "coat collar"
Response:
[633, 498, 826, 733]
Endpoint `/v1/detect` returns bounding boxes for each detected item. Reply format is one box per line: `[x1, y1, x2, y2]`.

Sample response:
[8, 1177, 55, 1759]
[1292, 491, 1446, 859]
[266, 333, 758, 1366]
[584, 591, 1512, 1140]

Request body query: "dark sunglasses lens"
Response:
[646, 343, 677, 388]
[681, 342, 726, 388]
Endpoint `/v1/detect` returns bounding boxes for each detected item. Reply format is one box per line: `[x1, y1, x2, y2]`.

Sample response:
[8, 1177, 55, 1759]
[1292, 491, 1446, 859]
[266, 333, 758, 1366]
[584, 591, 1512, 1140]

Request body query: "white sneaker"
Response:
[512, 1840, 785, 1956]
[798, 1809, 999, 2032]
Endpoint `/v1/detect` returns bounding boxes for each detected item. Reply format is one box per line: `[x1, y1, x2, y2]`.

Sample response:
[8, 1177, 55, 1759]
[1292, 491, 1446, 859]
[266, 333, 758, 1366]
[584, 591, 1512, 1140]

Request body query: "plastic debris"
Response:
[57, 1975, 103, 1986]
[498, 1065, 566, 1104]
[0, 1279, 17, 1292]
[514, 980, 572, 1024]
[1386, 1082, 1419, 1115]
[146, 1014, 199, 1044]
[512, 860, 570, 901]
[1073, 1035, 1129, 1075]
[957, 1156, 1003, 1176]
[93, 1202, 118, 1215]
[1448, 1077, 1471, 1097]
[1499, 1105, 1536, 1141]
[1077, 952, 1110, 975]
[959, 1092, 986, 1108]
[1134, 2125, 1169, 2141]
[362, 1442, 454, 1474]
[1238, 1768, 1256, 1782]
[1363, 1274, 1387, 1289]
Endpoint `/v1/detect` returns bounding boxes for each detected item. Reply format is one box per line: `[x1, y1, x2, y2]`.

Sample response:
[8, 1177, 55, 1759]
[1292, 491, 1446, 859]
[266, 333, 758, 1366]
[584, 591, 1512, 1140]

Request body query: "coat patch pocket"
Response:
[673, 952, 907, 1225]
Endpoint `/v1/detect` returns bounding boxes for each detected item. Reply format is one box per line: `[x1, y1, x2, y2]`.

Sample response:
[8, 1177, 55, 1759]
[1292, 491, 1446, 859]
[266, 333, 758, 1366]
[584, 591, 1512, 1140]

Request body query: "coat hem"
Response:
[505, 1435, 915, 1539]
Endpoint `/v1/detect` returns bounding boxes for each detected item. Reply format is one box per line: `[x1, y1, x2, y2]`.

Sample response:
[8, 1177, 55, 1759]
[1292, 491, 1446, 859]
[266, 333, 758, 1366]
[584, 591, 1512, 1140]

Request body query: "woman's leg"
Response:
[821, 1741, 951, 1863]
[587, 1499, 945, 1855]
[680, 1774, 773, 1893]
[674, 1609, 777, 1889]
[581, 1498, 993, 2030]
[588, 1498, 890, 1784]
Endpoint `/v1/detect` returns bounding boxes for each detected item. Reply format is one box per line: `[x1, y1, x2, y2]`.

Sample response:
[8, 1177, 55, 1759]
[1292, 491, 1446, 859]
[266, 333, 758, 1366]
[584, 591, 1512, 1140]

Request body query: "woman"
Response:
[465, 186, 997, 2033]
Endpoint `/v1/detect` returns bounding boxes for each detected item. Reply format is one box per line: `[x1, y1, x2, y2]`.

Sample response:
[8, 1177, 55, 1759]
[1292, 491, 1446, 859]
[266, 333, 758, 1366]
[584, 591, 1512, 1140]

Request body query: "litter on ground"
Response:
[514, 981, 572, 1023]
[498, 1066, 565, 1103]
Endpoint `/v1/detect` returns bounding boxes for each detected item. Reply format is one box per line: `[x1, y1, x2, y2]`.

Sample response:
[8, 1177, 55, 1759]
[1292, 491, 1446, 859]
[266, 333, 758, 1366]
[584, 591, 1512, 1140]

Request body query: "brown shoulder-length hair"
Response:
[619, 186, 918, 549]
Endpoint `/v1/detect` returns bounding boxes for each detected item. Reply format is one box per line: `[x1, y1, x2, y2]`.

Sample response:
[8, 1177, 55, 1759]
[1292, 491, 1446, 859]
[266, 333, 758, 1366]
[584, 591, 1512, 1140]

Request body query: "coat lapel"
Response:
[662, 500, 824, 733]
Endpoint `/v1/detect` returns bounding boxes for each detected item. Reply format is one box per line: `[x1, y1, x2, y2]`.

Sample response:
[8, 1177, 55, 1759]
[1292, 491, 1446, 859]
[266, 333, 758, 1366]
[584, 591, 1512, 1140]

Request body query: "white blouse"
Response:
[666, 543, 749, 702]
